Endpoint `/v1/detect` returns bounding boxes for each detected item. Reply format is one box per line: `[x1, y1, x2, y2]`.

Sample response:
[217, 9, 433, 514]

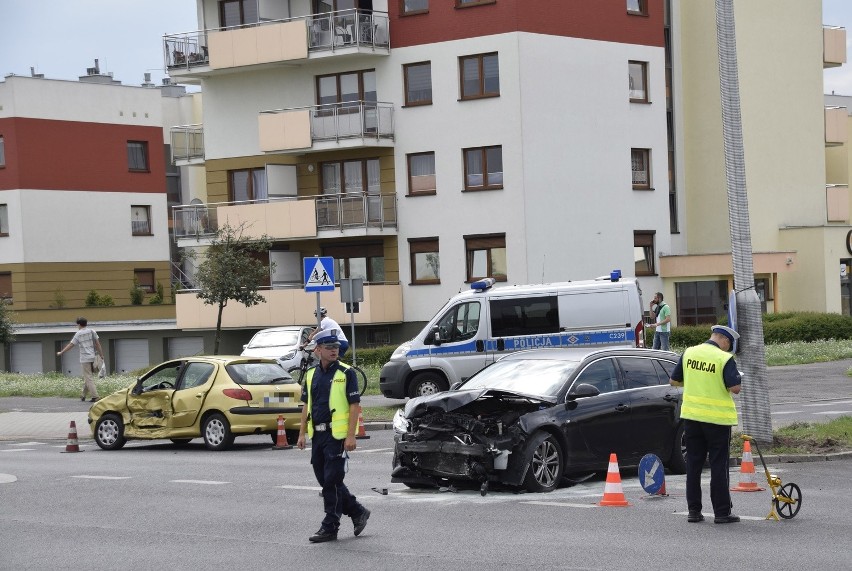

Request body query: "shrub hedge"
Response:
[645, 311, 852, 348]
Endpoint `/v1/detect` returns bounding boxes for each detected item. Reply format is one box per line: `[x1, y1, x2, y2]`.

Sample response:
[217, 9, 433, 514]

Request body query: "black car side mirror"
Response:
[565, 383, 600, 410]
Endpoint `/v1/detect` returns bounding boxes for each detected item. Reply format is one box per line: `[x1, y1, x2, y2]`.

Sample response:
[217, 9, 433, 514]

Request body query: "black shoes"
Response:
[90, 398, 98, 402]
[80, 397, 86, 402]
[714, 514, 741, 524]
[687, 511, 705, 523]
[309, 528, 338, 543]
[353, 508, 371, 536]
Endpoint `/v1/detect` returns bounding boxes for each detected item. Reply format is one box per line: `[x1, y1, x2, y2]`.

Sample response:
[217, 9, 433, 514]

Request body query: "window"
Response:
[490, 296, 559, 337]
[323, 243, 385, 282]
[0, 204, 8, 237]
[320, 158, 380, 196]
[459, 53, 499, 99]
[629, 61, 648, 102]
[627, 0, 647, 15]
[220, 0, 258, 28]
[573, 359, 619, 394]
[434, 301, 481, 343]
[317, 70, 376, 108]
[463, 146, 503, 190]
[229, 168, 267, 202]
[631, 148, 651, 189]
[0, 272, 11, 302]
[465, 233, 506, 282]
[366, 328, 390, 347]
[0, 136, 5, 167]
[456, 0, 496, 7]
[127, 141, 149, 172]
[409, 238, 440, 284]
[675, 280, 728, 326]
[401, 0, 428, 15]
[407, 152, 436, 195]
[131, 205, 152, 236]
[134, 269, 155, 293]
[619, 357, 663, 388]
[403, 62, 432, 106]
[634, 231, 655, 276]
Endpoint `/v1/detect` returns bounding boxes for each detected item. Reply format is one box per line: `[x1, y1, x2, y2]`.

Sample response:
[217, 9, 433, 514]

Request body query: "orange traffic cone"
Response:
[599, 453, 630, 506]
[731, 440, 765, 492]
[355, 406, 370, 440]
[62, 420, 82, 453]
[272, 415, 292, 450]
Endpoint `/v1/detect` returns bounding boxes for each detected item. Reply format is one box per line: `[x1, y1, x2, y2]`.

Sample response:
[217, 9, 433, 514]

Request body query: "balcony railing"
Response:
[259, 101, 394, 151]
[163, 10, 388, 73]
[164, 31, 209, 70]
[172, 192, 397, 240]
[170, 124, 204, 163]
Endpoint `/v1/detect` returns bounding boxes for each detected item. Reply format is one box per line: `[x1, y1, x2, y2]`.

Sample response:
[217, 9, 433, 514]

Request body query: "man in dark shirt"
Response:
[297, 329, 370, 543]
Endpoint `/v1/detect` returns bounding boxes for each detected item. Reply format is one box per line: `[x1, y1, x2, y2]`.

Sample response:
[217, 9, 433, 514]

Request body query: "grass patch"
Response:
[0, 372, 135, 398]
[731, 417, 852, 456]
[361, 405, 402, 422]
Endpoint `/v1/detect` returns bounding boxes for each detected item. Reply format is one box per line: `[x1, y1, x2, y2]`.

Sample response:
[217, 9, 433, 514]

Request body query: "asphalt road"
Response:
[1, 429, 850, 570]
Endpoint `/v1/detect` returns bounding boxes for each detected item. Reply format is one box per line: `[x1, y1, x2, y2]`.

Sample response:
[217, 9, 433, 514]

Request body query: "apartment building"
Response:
[0, 67, 221, 373]
[165, 0, 848, 347]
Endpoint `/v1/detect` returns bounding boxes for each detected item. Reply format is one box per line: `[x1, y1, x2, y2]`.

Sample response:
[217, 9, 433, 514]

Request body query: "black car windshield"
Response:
[226, 362, 295, 385]
[460, 359, 579, 397]
[247, 330, 300, 348]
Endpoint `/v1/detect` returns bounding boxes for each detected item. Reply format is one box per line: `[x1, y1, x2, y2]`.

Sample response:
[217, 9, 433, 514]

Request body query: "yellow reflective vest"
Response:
[680, 343, 738, 426]
[305, 362, 352, 440]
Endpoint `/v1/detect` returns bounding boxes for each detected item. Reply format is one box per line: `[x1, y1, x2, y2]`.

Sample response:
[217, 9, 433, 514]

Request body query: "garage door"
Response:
[114, 339, 150, 373]
[167, 336, 204, 359]
[11, 342, 43, 374]
[61, 345, 81, 375]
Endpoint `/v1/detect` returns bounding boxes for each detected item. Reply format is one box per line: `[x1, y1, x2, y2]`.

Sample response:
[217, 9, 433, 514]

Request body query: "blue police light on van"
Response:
[471, 277, 496, 291]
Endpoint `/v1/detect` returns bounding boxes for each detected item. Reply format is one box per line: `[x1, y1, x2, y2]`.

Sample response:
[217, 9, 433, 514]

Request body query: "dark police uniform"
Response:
[301, 360, 366, 534]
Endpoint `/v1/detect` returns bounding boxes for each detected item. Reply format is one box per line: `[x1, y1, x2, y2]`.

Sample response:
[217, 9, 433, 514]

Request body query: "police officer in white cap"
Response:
[669, 324, 742, 524]
[296, 328, 369, 543]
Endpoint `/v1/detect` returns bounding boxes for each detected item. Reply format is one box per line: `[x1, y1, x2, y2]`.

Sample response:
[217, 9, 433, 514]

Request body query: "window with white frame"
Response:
[631, 148, 651, 189]
[629, 61, 648, 102]
[131, 205, 152, 236]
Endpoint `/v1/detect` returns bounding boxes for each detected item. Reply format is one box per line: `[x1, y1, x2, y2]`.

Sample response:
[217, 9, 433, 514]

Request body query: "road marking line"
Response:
[812, 410, 852, 415]
[360, 448, 393, 453]
[771, 411, 803, 415]
[71, 475, 132, 480]
[523, 501, 597, 509]
[802, 400, 852, 407]
[9, 442, 44, 446]
[278, 485, 322, 491]
[0, 449, 36, 453]
[171, 480, 231, 485]
[673, 511, 766, 521]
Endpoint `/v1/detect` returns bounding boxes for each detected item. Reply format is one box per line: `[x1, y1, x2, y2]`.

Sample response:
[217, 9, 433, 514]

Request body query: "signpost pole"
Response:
[315, 292, 322, 329]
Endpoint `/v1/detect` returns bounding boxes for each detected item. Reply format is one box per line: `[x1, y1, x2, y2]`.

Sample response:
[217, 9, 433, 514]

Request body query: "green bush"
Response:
[84, 290, 115, 307]
[148, 281, 164, 305]
[351, 345, 397, 367]
[652, 312, 852, 348]
[129, 280, 144, 305]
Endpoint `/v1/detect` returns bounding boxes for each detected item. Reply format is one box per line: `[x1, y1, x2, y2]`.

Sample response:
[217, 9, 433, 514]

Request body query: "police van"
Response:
[379, 270, 646, 399]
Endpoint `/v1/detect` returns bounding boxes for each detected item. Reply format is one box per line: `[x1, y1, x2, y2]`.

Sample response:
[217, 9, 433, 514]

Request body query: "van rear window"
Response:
[490, 296, 559, 337]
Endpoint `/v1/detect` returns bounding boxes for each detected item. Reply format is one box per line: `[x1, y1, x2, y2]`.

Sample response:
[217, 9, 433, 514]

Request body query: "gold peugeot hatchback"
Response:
[88, 356, 302, 451]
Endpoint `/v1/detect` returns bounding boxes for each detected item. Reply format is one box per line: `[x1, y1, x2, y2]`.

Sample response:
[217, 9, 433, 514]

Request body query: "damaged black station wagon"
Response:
[392, 347, 686, 495]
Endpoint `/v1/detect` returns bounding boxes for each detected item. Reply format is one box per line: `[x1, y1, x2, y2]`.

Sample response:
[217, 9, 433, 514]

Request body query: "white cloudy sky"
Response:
[0, 0, 851, 92]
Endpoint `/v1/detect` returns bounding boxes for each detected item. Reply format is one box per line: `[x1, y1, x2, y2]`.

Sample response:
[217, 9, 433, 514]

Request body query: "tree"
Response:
[185, 222, 274, 354]
[0, 301, 16, 346]
[715, 0, 772, 444]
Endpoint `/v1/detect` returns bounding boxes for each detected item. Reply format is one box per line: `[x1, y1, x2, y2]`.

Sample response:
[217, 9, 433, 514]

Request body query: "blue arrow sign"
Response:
[638, 453, 665, 495]
[304, 257, 335, 292]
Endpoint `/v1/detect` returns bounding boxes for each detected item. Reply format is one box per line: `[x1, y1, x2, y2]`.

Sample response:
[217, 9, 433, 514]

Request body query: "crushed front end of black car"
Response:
[391, 389, 555, 490]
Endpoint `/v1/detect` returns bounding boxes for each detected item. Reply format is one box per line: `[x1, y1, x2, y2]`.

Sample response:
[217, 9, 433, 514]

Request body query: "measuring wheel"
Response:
[774, 482, 802, 519]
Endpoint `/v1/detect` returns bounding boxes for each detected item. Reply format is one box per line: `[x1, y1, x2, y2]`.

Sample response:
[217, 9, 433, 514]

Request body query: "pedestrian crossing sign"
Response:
[304, 257, 335, 292]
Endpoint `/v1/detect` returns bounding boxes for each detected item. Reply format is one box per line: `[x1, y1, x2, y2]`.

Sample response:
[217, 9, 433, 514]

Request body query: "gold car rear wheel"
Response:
[202, 413, 235, 451]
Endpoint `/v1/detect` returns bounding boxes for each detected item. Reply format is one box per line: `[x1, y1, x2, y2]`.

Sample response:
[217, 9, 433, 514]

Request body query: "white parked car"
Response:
[240, 326, 313, 371]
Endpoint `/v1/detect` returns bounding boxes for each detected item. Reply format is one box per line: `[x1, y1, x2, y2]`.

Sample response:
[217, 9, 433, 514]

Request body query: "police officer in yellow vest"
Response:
[297, 329, 370, 543]
[669, 325, 742, 524]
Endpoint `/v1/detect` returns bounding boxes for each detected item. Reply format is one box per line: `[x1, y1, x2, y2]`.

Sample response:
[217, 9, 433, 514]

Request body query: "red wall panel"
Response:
[390, 0, 663, 49]
[0, 117, 165, 193]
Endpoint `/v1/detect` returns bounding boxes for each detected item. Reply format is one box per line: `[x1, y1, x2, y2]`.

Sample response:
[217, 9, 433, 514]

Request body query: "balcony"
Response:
[172, 193, 397, 244]
[163, 10, 389, 82]
[259, 101, 394, 153]
[825, 106, 848, 146]
[826, 184, 850, 223]
[176, 282, 402, 330]
[170, 124, 204, 165]
[824, 25, 847, 68]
